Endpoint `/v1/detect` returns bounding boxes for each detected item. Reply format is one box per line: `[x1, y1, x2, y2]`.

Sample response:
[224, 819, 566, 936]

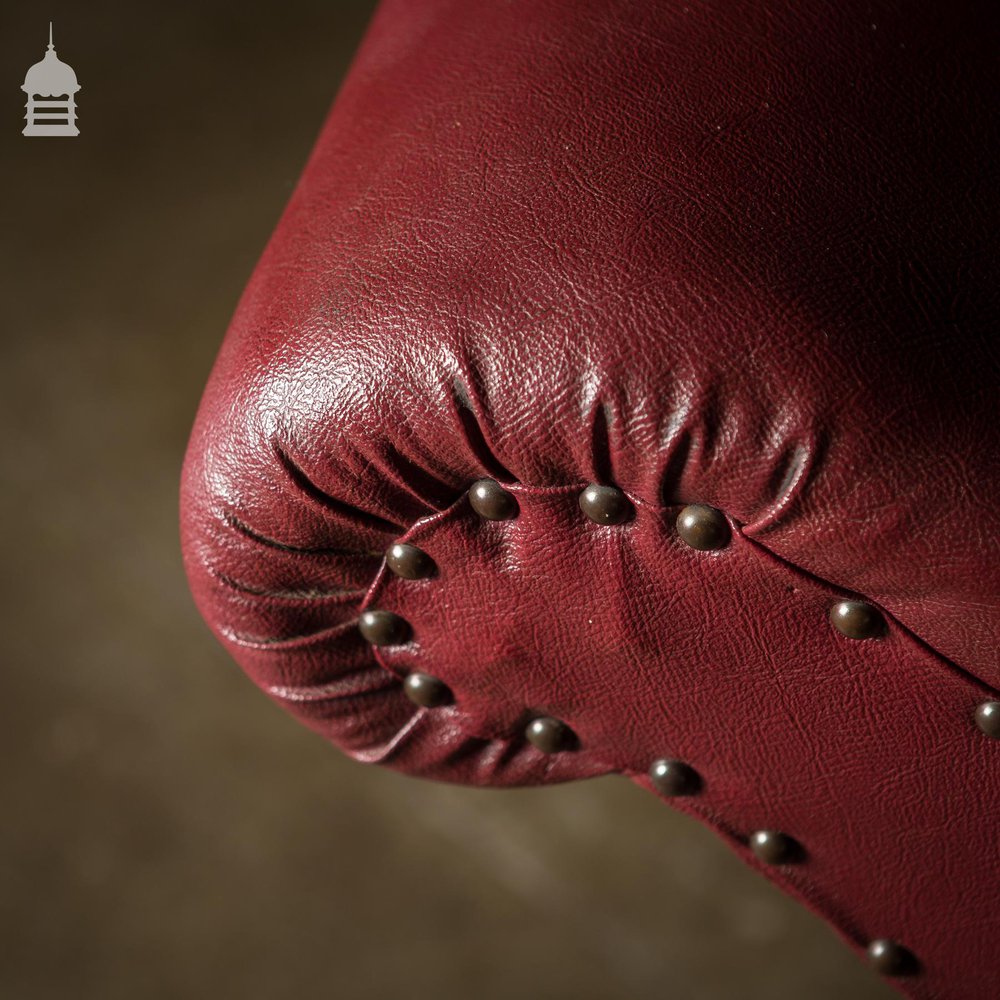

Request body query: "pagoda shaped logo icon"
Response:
[22, 23, 81, 137]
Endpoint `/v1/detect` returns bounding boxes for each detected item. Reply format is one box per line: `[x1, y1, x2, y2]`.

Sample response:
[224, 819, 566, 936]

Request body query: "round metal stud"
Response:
[676, 504, 730, 551]
[867, 939, 915, 976]
[525, 716, 576, 753]
[649, 758, 701, 797]
[749, 830, 799, 865]
[469, 478, 519, 521]
[386, 542, 435, 580]
[579, 483, 632, 525]
[975, 701, 1000, 739]
[830, 600, 885, 640]
[358, 609, 410, 646]
[403, 672, 453, 708]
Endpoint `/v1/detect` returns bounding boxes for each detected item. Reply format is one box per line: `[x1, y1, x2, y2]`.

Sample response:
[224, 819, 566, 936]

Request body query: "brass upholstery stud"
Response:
[676, 504, 730, 550]
[358, 609, 410, 646]
[525, 716, 576, 753]
[867, 939, 916, 976]
[403, 672, 453, 708]
[579, 483, 632, 525]
[975, 701, 1000, 739]
[830, 600, 886, 640]
[469, 478, 519, 521]
[649, 758, 701, 796]
[386, 542, 435, 580]
[749, 830, 800, 865]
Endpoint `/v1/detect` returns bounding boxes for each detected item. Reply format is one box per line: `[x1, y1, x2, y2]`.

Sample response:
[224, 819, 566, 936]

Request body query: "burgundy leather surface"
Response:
[181, 2, 1000, 996]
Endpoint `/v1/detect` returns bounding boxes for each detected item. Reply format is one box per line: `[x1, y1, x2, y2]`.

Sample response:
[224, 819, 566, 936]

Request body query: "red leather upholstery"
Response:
[181, 1, 1000, 996]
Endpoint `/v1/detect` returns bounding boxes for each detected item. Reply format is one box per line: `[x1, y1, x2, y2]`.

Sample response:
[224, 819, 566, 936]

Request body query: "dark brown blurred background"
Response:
[0, 4, 892, 998]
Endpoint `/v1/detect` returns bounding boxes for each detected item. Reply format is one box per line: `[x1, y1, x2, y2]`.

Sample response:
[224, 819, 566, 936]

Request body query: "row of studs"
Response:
[357, 478, 1000, 977]
[649, 757, 915, 976]
[363, 477, 1000, 692]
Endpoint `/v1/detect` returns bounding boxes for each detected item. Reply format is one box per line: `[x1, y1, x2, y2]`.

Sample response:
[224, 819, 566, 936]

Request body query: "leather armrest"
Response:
[181, 2, 1000, 996]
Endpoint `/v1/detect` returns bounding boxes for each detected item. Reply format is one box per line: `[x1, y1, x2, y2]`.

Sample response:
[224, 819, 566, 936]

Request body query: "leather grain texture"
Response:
[180, 1, 1000, 996]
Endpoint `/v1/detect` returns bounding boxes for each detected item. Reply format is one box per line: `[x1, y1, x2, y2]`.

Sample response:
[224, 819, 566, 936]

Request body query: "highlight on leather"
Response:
[180, 1, 1000, 997]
